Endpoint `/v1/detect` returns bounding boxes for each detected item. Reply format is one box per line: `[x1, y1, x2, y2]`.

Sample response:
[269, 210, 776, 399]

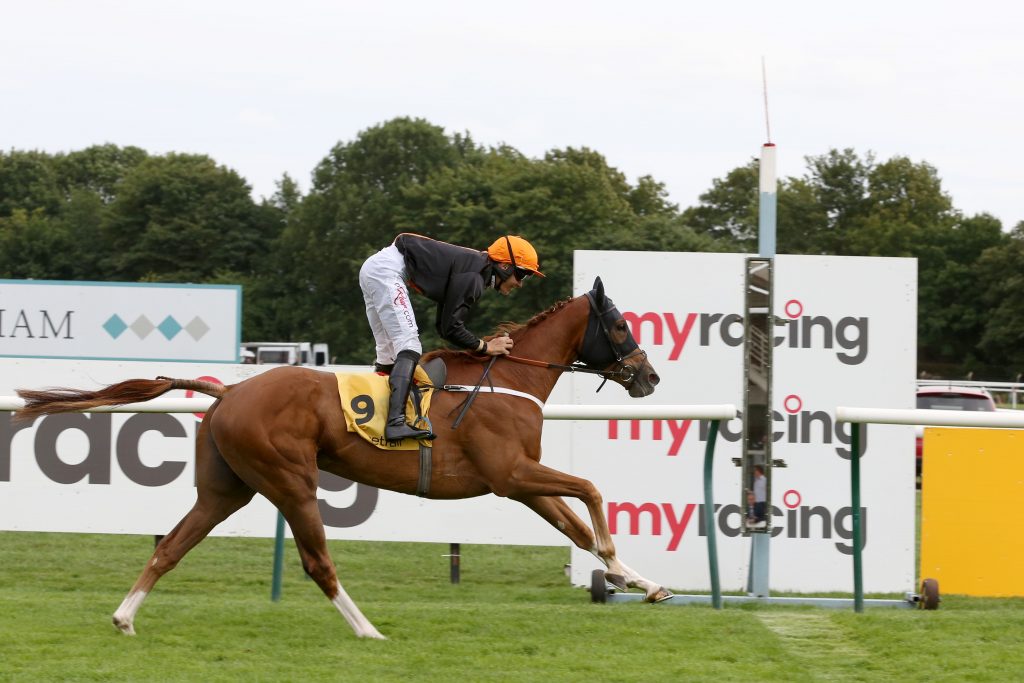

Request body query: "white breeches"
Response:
[359, 244, 422, 365]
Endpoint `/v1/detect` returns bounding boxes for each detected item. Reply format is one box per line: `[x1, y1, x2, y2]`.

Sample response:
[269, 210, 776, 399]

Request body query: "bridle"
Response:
[448, 290, 645, 428]
[502, 291, 646, 391]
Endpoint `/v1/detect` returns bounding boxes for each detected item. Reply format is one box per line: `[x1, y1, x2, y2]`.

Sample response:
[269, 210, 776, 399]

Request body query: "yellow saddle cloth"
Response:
[336, 367, 435, 451]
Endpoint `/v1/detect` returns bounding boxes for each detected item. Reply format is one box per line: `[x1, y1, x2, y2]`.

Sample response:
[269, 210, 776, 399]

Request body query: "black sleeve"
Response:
[436, 271, 484, 349]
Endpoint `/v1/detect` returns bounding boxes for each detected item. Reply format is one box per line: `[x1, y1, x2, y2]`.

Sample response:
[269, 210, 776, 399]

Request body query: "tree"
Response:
[680, 155, 834, 255]
[838, 156, 955, 257]
[0, 208, 78, 279]
[0, 150, 63, 217]
[802, 148, 873, 255]
[917, 213, 1007, 368]
[681, 159, 759, 249]
[628, 174, 678, 217]
[267, 173, 302, 217]
[55, 144, 148, 203]
[775, 176, 829, 254]
[101, 153, 279, 282]
[270, 119, 718, 362]
[399, 145, 691, 350]
[687, 149, 1011, 375]
[976, 221, 1024, 373]
[268, 118, 478, 360]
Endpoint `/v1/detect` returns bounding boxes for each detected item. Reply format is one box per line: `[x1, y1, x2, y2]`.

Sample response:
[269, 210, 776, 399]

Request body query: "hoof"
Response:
[112, 615, 136, 636]
[605, 573, 628, 591]
[647, 587, 675, 603]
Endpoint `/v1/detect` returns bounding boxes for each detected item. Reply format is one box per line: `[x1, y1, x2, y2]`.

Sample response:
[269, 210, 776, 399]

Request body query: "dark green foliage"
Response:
[100, 153, 280, 282]
[686, 148, 1017, 377]
[0, 126, 1019, 375]
[976, 222, 1024, 372]
[0, 149, 64, 217]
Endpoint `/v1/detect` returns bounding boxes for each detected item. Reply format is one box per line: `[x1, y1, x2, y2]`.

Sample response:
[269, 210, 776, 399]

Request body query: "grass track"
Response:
[1, 531, 1023, 682]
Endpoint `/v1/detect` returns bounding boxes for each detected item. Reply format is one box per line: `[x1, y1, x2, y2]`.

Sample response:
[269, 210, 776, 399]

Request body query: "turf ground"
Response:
[2, 531, 1023, 682]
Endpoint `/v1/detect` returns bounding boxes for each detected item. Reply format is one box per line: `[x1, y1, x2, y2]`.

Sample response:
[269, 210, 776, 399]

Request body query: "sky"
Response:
[4, 1, 1022, 229]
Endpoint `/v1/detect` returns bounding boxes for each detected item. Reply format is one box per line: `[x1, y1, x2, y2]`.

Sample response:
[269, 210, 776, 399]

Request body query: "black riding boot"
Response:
[384, 350, 435, 441]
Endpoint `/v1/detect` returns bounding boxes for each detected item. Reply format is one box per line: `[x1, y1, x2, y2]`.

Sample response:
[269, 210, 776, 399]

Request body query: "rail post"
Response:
[449, 543, 461, 584]
[851, 422, 864, 613]
[704, 419, 722, 609]
[271, 511, 285, 602]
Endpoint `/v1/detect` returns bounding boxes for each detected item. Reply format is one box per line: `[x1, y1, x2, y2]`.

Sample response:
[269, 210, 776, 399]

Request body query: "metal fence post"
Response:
[271, 511, 285, 602]
[704, 419, 722, 609]
[851, 422, 864, 613]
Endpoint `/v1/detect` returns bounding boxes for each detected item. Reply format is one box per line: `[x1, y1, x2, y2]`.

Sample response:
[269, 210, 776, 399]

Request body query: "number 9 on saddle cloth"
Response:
[336, 365, 435, 450]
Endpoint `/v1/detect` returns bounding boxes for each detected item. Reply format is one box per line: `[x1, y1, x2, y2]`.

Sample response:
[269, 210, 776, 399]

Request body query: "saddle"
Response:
[420, 357, 447, 388]
[335, 358, 447, 451]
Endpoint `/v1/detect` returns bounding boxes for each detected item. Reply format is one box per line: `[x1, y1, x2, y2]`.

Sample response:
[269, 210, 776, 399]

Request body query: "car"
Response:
[915, 386, 997, 477]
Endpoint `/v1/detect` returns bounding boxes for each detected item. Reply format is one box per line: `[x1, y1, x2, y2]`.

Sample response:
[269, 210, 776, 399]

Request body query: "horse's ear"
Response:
[592, 276, 605, 304]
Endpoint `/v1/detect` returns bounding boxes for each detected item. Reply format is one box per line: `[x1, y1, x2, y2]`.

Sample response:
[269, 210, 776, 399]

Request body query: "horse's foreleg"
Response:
[512, 494, 596, 550]
[501, 465, 672, 602]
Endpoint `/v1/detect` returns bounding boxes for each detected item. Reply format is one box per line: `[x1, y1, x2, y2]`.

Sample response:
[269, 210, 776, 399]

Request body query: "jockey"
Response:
[359, 233, 544, 441]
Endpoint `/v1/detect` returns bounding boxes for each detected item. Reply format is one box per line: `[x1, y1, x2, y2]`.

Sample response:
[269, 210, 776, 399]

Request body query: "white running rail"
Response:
[836, 406, 1024, 429]
[0, 396, 737, 421]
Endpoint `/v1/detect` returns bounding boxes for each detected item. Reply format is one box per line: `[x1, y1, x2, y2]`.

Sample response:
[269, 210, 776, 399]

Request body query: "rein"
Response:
[450, 354, 499, 429]
[442, 285, 645, 423]
[441, 349, 644, 426]
[501, 351, 645, 385]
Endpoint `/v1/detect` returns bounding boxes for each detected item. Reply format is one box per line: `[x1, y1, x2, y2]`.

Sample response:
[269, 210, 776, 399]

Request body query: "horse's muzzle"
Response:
[624, 358, 659, 398]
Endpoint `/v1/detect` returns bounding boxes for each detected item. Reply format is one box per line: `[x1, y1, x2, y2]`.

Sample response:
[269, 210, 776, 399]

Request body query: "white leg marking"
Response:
[112, 590, 147, 635]
[331, 582, 386, 640]
[589, 549, 668, 600]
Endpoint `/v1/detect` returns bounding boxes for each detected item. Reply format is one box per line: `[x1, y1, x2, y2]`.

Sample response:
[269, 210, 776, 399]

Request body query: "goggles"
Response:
[504, 236, 535, 281]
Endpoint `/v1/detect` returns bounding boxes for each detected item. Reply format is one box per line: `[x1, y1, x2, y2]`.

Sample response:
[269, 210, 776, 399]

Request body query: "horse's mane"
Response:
[422, 296, 575, 364]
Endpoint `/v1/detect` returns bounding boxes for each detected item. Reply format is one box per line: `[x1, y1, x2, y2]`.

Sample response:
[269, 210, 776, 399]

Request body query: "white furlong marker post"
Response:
[758, 142, 777, 258]
[746, 90, 778, 595]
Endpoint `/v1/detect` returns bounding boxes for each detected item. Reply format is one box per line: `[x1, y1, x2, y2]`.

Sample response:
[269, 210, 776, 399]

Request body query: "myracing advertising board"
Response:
[0, 359, 569, 546]
[0, 279, 240, 363]
[0, 253, 916, 593]
[568, 252, 917, 593]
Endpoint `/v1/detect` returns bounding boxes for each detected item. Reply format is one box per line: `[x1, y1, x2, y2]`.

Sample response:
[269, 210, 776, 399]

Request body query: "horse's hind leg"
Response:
[271, 495, 385, 640]
[113, 420, 255, 635]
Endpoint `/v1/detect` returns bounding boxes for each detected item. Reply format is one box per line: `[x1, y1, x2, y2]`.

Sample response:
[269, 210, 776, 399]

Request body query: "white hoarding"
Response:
[1, 252, 917, 594]
[0, 358, 569, 546]
[0, 280, 240, 363]
[568, 252, 917, 593]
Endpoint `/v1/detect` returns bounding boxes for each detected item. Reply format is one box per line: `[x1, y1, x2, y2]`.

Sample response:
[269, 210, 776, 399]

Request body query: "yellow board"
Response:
[920, 428, 1024, 596]
[335, 367, 434, 451]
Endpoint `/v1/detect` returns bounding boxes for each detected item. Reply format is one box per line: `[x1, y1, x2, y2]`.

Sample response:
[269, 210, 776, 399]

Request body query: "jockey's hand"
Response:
[485, 335, 513, 356]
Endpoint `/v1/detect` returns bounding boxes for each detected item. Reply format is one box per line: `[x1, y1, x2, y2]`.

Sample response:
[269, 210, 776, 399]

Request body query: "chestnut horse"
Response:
[15, 277, 664, 640]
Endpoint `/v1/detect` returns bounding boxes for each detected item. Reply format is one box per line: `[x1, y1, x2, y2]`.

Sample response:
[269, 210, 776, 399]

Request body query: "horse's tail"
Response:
[14, 376, 229, 422]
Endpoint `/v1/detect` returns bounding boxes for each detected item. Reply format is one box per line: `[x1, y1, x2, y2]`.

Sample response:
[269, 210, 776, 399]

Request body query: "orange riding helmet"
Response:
[486, 235, 545, 278]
